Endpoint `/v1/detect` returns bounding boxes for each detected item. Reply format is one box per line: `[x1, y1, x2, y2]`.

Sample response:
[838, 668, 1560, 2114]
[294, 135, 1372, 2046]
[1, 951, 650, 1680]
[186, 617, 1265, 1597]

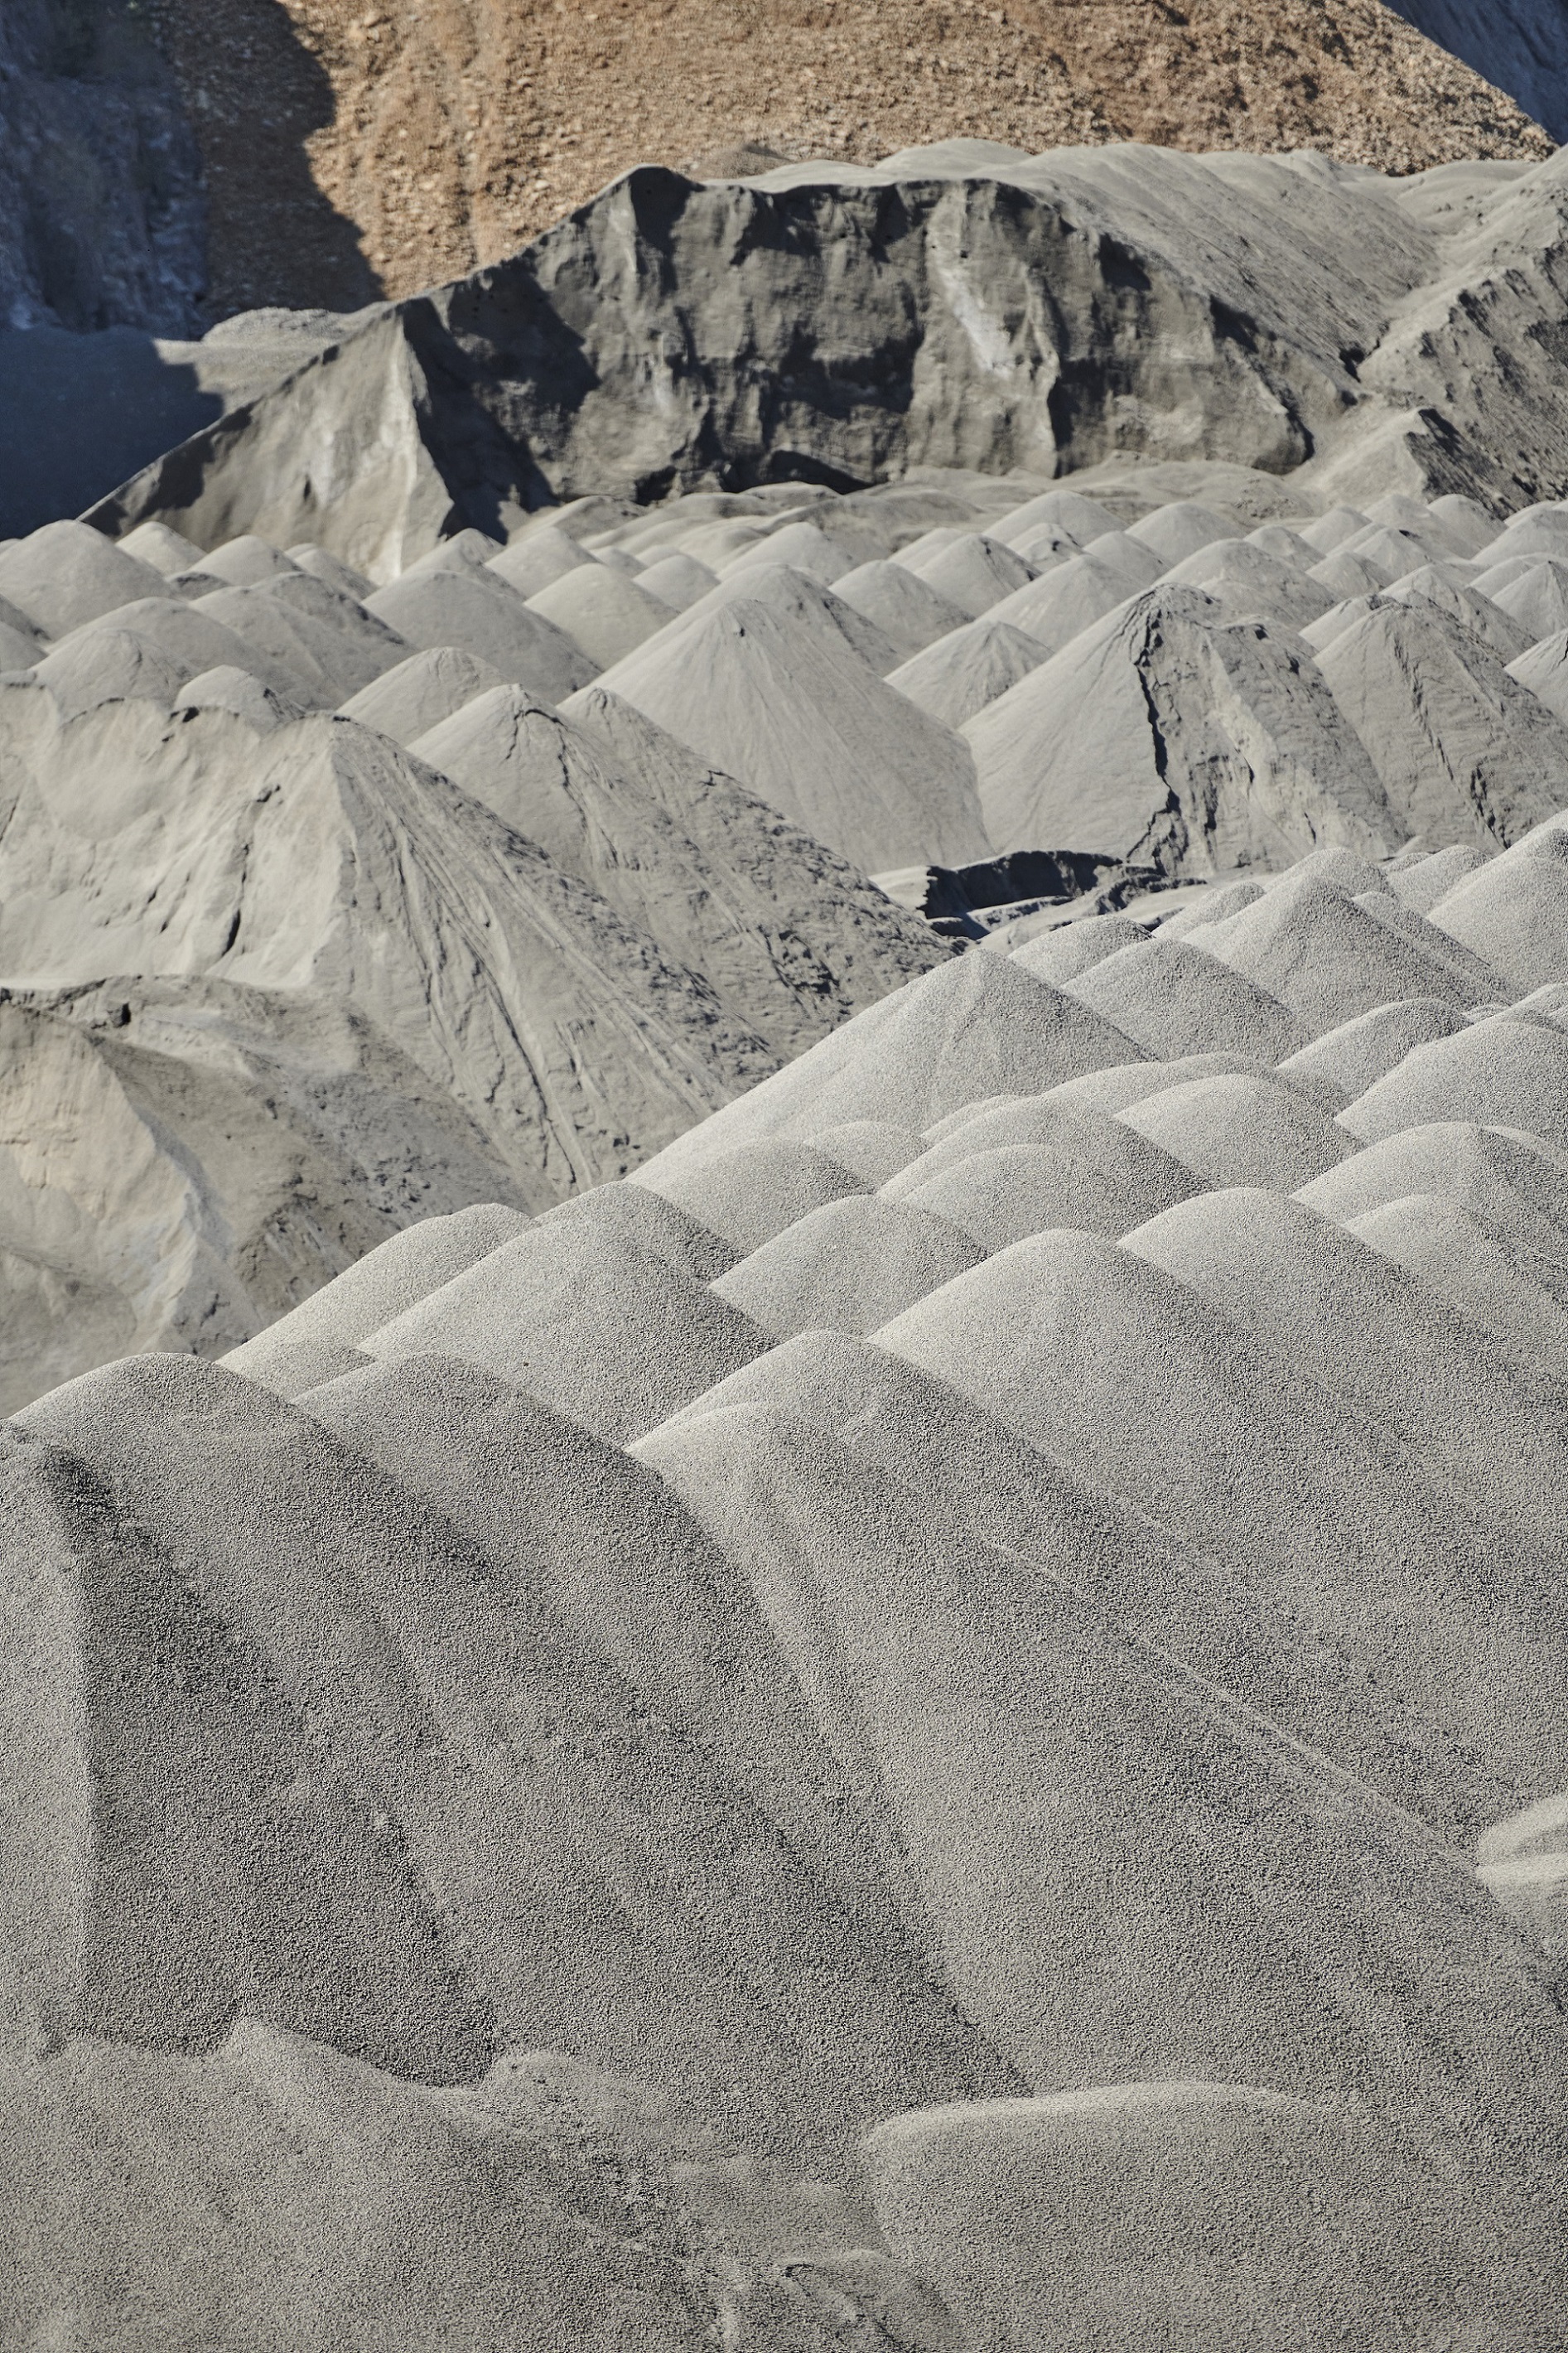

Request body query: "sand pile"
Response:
[20, 454, 1568, 1413]
[15, 231, 1568, 2343]
[8, 794, 1568, 2336]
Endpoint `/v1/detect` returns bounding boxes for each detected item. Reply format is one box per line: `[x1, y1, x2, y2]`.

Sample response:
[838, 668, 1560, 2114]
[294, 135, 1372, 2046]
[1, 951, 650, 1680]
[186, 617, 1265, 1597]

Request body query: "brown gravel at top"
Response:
[143, 0, 1552, 318]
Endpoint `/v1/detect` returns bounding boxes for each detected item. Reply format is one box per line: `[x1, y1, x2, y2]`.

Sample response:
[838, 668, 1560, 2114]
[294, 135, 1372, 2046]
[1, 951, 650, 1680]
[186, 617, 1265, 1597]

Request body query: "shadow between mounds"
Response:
[0, 326, 221, 538]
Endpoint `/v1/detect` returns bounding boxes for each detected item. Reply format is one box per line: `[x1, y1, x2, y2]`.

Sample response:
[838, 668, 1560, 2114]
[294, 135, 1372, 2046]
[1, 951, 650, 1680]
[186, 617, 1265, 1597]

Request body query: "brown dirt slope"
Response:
[142, 0, 1553, 317]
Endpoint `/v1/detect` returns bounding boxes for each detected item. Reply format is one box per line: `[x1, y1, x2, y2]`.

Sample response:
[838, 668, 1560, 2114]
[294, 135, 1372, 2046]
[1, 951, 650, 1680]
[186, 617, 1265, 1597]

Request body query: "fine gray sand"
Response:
[13, 176, 1568, 2342]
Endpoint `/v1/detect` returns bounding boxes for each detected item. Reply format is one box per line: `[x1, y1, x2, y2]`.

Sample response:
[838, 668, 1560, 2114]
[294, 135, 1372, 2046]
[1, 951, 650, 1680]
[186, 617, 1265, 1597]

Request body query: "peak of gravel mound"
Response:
[964, 586, 1394, 876]
[594, 565, 989, 873]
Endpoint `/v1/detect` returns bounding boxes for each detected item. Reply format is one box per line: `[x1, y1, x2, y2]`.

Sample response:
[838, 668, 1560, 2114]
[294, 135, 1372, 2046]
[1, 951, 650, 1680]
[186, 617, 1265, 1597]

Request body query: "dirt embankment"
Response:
[136, 0, 1556, 316]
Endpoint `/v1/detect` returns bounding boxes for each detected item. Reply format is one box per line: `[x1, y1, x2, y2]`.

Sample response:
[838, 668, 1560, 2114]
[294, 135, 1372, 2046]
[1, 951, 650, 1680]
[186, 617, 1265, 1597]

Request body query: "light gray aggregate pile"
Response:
[884, 1091, 1198, 1205]
[986, 536, 1164, 650]
[1385, 565, 1534, 659]
[808, 1119, 927, 1184]
[12, 1354, 1004, 2169]
[1125, 501, 1232, 564]
[1307, 545, 1393, 599]
[710, 1195, 982, 1336]
[121, 519, 206, 576]
[1487, 557, 1568, 641]
[224, 1202, 528, 1397]
[1010, 912, 1151, 983]
[398, 531, 505, 581]
[923, 1093, 1020, 1140]
[895, 1137, 1194, 1256]
[1045, 1050, 1307, 1116]
[524, 564, 679, 668]
[1469, 553, 1543, 599]
[1312, 601, 1568, 846]
[1484, 513, 1568, 563]
[665, 560, 904, 669]
[0, 518, 171, 635]
[1426, 815, 1568, 991]
[1124, 1186, 1568, 1552]
[963, 585, 1393, 867]
[44, 594, 294, 697]
[591, 566, 990, 872]
[300, 1353, 943, 1956]
[637, 1138, 869, 1255]
[862, 2086, 1548, 2353]
[552, 682, 948, 1039]
[197, 535, 302, 587]
[1058, 935, 1308, 1061]
[1276, 998, 1470, 1098]
[485, 528, 595, 599]
[1195, 868, 1502, 1032]
[631, 550, 719, 611]
[1416, 495, 1498, 558]
[1245, 524, 1319, 565]
[721, 519, 862, 584]
[1507, 626, 1568, 721]
[1299, 506, 1369, 554]
[411, 684, 939, 1056]
[872, 1230, 1568, 1833]
[827, 561, 973, 664]
[0, 685, 800, 1215]
[631, 953, 1145, 1183]
[365, 566, 596, 701]
[1356, 884, 1513, 999]
[1300, 1122, 1568, 1270]
[1339, 1014, 1568, 1147]
[1346, 1195, 1568, 1376]
[357, 1190, 765, 1442]
[885, 616, 1049, 727]
[654, 1320, 1558, 1873]
[895, 533, 1035, 617]
[1160, 539, 1334, 633]
[1117, 1072, 1352, 1188]
[1298, 590, 1382, 653]
[23, 263, 1568, 2343]
[989, 488, 1117, 549]
[1389, 841, 1493, 915]
[338, 645, 509, 743]
[1004, 524, 1081, 569]
[194, 574, 414, 708]
[1342, 522, 1446, 577]
[0, 621, 41, 669]
[172, 664, 307, 728]
[533, 1176, 736, 1278]
[29, 630, 186, 719]
[1153, 877, 1266, 935]
[635, 1399, 1568, 2182]
[289, 544, 375, 598]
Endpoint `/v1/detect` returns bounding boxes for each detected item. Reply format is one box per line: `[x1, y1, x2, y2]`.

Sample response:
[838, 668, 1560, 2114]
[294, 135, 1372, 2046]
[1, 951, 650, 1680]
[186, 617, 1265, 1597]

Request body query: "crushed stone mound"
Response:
[709, 1195, 985, 1339]
[15, 356, 1568, 2349]
[963, 587, 1396, 874]
[594, 565, 991, 873]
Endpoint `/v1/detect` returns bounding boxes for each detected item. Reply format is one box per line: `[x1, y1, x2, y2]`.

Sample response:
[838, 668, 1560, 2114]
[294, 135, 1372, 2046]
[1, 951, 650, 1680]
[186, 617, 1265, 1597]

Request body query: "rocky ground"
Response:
[108, 0, 1563, 312]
